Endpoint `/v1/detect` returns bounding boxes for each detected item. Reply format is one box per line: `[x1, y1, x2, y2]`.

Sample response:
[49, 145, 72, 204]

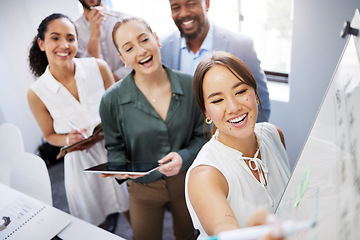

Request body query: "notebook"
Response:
[0, 196, 71, 240]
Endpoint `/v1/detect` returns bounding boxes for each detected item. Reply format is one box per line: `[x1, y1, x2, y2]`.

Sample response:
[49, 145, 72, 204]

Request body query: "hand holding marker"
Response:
[205, 219, 315, 240]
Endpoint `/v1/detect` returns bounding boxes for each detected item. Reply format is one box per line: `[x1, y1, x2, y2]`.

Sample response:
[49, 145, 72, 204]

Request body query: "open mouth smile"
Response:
[56, 52, 69, 57]
[228, 113, 247, 124]
[182, 19, 194, 26]
[139, 56, 152, 64]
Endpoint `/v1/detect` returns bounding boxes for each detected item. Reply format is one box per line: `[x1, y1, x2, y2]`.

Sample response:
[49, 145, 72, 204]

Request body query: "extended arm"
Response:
[188, 165, 240, 236]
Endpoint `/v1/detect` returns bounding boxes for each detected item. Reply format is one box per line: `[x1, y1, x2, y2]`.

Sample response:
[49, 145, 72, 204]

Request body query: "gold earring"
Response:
[205, 117, 212, 124]
[256, 99, 260, 105]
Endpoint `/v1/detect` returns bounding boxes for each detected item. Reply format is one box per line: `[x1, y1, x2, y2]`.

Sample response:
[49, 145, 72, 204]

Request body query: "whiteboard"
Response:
[275, 9, 360, 240]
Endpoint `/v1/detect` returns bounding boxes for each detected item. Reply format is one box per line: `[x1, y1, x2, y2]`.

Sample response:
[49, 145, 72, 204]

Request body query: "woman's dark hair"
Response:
[28, 13, 76, 78]
[112, 16, 154, 54]
[192, 51, 264, 123]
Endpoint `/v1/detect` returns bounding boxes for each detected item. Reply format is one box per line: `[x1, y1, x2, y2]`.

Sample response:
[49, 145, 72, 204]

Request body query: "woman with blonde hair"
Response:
[99, 17, 206, 239]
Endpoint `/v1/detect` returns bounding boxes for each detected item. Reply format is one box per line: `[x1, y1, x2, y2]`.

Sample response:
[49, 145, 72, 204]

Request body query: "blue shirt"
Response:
[180, 22, 214, 75]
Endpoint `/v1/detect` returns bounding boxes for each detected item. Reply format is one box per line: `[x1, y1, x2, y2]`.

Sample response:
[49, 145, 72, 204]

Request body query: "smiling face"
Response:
[113, 19, 162, 75]
[169, 0, 209, 41]
[203, 65, 258, 147]
[37, 18, 78, 68]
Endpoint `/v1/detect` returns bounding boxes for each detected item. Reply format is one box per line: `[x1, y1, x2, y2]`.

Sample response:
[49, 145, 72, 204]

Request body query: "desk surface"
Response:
[0, 183, 125, 240]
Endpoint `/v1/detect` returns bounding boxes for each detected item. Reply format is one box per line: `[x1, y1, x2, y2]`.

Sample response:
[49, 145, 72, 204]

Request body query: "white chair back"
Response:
[0, 123, 53, 206]
[10, 152, 53, 206]
[0, 123, 25, 185]
[0, 122, 25, 155]
[0, 154, 16, 185]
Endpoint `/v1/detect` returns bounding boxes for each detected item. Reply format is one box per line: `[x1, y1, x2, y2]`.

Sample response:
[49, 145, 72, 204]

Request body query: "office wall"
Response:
[0, 0, 359, 162]
[269, 0, 359, 169]
[0, 0, 81, 153]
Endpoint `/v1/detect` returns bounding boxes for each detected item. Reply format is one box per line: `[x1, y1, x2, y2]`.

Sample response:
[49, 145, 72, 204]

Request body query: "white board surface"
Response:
[276, 9, 360, 240]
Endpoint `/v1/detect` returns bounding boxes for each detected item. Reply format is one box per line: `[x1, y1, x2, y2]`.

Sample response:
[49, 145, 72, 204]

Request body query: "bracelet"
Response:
[66, 135, 70, 146]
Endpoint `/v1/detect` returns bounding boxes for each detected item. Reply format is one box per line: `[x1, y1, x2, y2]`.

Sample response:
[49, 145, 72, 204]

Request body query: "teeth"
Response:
[57, 52, 69, 56]
[228, 113, 247, 123]
[183, 20, 194, 25]
[140, 56, 151, 63]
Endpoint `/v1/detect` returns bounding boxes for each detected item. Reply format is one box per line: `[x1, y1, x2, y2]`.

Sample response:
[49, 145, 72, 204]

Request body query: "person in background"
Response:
[160, 0, 270, 122]
[186, 51, 290, 238]
[27, 13, 129, 232]
[99, 16, 207, 239]
[75, 0, 131, 81]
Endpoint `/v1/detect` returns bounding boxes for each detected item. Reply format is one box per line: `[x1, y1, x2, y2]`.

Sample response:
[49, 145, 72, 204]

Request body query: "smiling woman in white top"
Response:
[27, 13, 129, 228]
[186, 51, 291, 239]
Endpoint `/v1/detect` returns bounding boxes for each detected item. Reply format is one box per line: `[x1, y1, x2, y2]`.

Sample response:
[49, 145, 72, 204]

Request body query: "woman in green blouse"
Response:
[99, 17, 207, 240]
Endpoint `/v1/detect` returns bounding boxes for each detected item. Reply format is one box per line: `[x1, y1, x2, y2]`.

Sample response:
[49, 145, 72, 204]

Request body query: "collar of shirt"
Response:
[43, 59, 85, 94]
[117, 65, 184, 105]
[180, 21, 214, 75]
[212, 127, 268, 188]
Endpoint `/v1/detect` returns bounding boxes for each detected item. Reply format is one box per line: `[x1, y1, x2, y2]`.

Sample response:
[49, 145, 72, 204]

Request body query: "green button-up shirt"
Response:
[99, 66, 208, 183]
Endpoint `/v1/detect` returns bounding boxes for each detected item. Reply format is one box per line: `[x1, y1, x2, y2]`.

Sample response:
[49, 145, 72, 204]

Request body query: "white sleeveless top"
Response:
[30, 58, 129, 225]
[31, 57, 104, 134]
[185, 122, 290, 238]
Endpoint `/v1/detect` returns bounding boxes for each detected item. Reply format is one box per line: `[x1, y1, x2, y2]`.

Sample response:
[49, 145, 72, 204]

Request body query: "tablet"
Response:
[84, 162, 160, 175]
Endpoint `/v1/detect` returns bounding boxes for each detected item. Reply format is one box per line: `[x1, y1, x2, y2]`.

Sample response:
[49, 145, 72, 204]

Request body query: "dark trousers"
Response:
[126, 171, 195, 240]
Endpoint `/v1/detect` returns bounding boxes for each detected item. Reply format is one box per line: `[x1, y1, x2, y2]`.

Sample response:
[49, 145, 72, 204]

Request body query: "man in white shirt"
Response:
[75, 0, 131, 81]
